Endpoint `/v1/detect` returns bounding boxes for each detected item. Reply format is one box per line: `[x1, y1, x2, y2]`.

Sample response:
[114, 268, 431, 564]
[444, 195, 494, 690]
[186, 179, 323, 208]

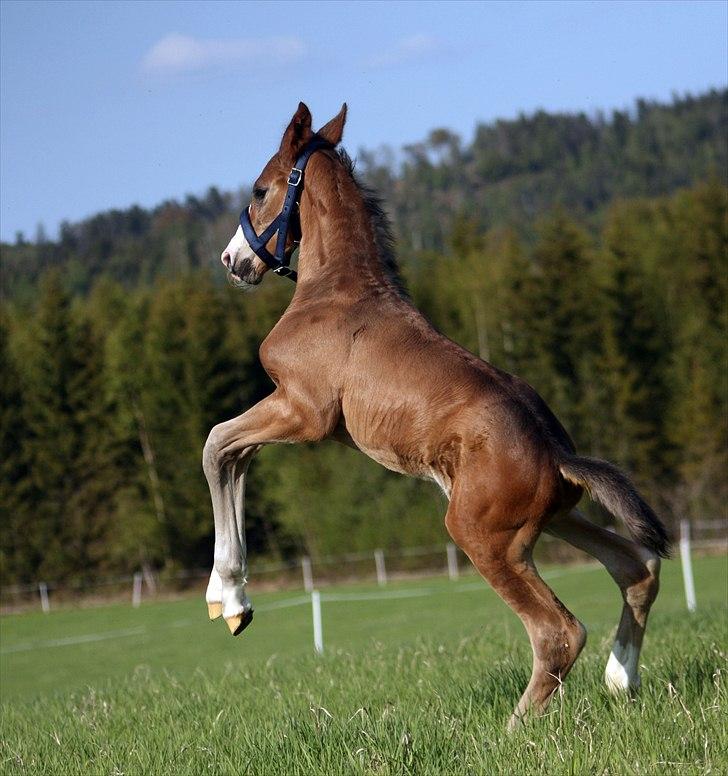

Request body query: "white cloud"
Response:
[141, 33, 307, 76]
[367, 34, 445, 68]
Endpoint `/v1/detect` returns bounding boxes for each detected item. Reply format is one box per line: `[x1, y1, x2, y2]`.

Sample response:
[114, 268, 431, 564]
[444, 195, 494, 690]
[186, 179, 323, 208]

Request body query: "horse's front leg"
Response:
[204, 448, 259, 623]
[202, 391, 334, 635]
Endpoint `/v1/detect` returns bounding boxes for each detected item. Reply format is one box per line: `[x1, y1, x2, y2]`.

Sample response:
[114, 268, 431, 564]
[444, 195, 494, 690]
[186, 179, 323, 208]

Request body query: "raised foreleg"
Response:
[205, 447, 259, 622]
[202, 389, 337, 635]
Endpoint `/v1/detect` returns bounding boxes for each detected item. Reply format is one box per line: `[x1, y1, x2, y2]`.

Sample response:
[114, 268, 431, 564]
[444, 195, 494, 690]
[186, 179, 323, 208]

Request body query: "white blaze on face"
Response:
[221, 225, 256, 272]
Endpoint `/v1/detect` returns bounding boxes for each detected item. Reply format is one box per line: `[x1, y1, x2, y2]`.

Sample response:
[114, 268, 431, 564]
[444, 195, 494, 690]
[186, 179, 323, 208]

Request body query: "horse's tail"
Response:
[558, 454, 671, 557]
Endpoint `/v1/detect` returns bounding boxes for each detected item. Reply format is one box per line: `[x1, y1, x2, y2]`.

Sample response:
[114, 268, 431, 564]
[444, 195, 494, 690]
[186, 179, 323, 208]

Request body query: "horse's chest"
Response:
[259, 334, 294, 382]
[259, 310, 348, 383]
[258, 326, 316, 382]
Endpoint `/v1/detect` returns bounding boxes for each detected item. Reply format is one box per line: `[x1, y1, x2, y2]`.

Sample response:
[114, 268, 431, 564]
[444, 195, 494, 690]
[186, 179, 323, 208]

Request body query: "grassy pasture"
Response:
[0, 554, 726, 774]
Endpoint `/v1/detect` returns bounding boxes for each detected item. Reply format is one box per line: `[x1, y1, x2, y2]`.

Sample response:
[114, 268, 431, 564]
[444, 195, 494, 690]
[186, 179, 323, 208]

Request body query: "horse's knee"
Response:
[203, 421, 253, 473]
[202, 423, 226, 474]
[444, 504, 507, 561]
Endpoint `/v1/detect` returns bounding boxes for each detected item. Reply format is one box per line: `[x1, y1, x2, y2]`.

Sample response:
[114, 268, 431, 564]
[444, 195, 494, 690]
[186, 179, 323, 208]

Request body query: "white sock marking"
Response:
[605, 641, 640, 693]
[221, 579, 251, 619]
[205, 567, 223, 605]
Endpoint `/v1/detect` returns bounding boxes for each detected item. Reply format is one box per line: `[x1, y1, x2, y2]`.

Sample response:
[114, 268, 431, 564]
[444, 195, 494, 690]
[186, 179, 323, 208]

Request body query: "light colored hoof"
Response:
[225, 609, 254, 636]
[207, 602, 223, 621]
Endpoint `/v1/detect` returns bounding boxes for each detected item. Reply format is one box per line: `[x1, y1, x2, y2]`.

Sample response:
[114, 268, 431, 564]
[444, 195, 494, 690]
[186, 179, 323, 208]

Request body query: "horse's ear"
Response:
[317, 103, 347, 146]
[280, 102, 313, 163]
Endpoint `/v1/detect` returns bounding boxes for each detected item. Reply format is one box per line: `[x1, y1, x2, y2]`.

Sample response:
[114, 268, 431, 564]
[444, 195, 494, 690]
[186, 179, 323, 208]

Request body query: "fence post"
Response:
[132, 572, 143, 608]
[374, 549, 387, 586]
[39, 582, 50, 613]
[311, 590, 323, 654]
[679, 519, 697, 612]
[301, 556, 314, 593]
[141, 563, 157, 596]
[446, 543, 459, 581]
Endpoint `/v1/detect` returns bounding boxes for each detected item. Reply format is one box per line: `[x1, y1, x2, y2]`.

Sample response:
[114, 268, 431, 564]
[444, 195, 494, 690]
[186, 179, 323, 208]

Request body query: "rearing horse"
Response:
[203, 103, 669, 728]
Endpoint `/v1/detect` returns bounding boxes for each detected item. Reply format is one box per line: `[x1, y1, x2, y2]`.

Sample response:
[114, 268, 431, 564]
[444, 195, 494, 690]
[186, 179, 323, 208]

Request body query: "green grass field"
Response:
[1, 555, 726, 775]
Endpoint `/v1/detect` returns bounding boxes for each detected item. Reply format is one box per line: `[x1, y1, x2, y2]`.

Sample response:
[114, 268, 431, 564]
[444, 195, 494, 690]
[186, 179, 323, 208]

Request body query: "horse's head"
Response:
[221, 102, 347, 287]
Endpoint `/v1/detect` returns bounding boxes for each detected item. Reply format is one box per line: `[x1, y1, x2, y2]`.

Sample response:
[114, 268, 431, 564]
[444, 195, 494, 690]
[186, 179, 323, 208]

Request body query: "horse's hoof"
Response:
[225, 609, 254, 636]
[506, 713, 524, 733]
[207, 602, 223, 621]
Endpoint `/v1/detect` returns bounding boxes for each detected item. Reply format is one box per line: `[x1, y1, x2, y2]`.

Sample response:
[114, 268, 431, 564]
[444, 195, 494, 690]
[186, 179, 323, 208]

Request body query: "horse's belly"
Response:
[351, 440, 413, 476]
[352, 439, 452, 499]
[341, 399, 444, 486]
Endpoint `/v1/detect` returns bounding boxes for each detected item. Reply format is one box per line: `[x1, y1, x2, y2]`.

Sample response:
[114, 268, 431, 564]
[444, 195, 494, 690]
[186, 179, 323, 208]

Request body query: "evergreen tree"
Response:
[104, 289, 168, 570]
[590, 203, 670, 481]
[518, 211, 601, 440]
[0, 312, 32, 584]
[663, 181, 728, 519]
[20, 272, 78, 581]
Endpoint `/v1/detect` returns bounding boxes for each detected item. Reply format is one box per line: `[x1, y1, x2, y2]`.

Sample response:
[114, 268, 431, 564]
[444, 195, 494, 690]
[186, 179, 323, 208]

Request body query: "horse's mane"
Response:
[336, 147, 408, 298]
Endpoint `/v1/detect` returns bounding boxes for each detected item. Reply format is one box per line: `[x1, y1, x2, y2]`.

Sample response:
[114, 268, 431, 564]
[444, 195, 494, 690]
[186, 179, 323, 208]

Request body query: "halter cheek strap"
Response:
[239, 137, 332, 282]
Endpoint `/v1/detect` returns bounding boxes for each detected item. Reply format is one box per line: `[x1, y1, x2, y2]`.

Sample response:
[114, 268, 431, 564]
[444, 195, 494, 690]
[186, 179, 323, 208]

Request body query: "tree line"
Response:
[1, 90, 726, 586]
[4, 90, 725, 301]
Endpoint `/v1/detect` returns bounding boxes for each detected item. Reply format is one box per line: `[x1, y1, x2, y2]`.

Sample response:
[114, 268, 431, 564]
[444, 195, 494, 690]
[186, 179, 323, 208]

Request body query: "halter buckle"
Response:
[288, 167, 303, 186]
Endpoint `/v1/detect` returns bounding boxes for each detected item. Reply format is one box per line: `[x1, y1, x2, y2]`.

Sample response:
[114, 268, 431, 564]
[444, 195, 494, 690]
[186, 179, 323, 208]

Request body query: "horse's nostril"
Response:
[221, 251, 232, 270]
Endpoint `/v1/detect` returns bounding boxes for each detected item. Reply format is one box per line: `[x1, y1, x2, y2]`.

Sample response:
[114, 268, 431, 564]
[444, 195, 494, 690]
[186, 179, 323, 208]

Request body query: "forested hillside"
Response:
[1, 90, 726, 586]
[3, 90, 725, 301]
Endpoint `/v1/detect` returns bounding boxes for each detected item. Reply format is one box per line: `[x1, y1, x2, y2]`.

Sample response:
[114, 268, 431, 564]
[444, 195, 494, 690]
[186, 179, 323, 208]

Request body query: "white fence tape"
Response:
[1, 560, 697, 658]
[1, 627, 146, 655]
[5, 519, 722, 613]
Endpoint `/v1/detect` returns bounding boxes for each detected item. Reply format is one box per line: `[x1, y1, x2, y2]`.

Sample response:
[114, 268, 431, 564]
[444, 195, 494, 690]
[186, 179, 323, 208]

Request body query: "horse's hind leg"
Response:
[545, 510, 660, 693]
[445, 497, 587, 730]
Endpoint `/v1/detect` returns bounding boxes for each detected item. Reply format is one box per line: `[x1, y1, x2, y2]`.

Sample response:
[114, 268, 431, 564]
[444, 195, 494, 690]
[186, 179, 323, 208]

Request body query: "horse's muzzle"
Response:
[230, 258, 263, 287]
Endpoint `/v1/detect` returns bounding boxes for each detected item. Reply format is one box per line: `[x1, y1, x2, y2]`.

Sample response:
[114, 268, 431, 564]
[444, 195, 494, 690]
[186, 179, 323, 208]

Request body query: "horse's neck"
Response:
[294, 168, 390, 296]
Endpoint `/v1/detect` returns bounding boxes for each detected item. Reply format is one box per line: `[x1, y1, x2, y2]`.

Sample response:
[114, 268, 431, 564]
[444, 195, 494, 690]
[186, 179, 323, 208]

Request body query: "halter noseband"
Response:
[239, 137, 332, 282]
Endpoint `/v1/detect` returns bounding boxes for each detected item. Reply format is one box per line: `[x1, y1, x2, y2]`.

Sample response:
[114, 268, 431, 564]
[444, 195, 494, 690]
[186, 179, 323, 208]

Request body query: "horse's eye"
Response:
[253, 187, 267, 201]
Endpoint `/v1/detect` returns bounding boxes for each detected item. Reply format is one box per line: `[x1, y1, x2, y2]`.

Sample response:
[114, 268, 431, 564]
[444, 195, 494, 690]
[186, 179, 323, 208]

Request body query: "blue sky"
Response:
[1, 0, 726, 242]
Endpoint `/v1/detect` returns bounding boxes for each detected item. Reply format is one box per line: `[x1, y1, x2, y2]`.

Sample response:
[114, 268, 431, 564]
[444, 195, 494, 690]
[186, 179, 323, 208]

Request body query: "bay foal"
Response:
[203, 103, 669, 728]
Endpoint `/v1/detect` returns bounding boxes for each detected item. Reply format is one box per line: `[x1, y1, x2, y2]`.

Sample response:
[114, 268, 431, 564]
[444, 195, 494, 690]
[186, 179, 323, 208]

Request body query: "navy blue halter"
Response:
[239, 137, 332, 282]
